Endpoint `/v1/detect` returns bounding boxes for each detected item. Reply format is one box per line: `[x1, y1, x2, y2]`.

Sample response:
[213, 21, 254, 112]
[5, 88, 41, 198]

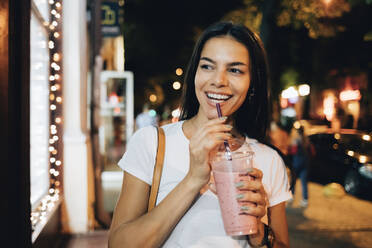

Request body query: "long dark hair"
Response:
[179, 21, 270, 142]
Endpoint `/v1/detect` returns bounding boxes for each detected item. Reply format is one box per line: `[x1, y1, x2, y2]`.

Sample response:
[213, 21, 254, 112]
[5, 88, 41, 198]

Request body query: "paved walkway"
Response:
[287, 181, 372, 248]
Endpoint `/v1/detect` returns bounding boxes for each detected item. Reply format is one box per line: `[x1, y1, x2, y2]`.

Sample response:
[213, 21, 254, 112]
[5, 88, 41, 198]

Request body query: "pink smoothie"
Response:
[212, 159, 257, 236]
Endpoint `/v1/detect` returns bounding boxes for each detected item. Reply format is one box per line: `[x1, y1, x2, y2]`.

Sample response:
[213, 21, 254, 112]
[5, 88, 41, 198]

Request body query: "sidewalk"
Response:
[287, 181, 372, 248]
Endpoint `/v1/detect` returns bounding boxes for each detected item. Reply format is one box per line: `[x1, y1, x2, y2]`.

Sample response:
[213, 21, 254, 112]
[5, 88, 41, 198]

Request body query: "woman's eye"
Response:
[200, 64, 213, 70]
[229, 68, 243, 74]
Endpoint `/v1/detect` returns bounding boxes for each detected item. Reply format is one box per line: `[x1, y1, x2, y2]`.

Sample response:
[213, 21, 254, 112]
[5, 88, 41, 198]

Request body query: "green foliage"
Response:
[222, 0, 264, 34]
[280, 68, 300, 89]
[277, 0, 351, 38]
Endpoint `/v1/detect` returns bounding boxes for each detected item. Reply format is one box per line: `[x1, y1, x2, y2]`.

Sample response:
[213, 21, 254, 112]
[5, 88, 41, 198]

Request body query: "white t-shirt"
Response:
[118, 121, 292, 248]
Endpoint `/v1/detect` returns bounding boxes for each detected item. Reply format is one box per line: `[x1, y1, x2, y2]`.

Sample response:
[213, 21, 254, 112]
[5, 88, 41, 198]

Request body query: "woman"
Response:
[109, 22, 292, 248]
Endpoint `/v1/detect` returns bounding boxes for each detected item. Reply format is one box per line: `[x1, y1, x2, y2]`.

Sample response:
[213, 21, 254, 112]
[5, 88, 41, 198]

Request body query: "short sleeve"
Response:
[117, 126, 157, 185]
[267, 152, 292, 207]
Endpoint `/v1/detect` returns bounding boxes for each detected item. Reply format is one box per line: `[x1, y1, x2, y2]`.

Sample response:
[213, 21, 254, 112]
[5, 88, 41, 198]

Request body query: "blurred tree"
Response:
[277, 0, 351, 39]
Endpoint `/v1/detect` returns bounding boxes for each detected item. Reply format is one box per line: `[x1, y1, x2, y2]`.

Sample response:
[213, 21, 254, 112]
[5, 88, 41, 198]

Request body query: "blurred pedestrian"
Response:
[269, 121, 290, 156]
[135, 103, 158, 130]
[268, 121, 295, 194]
[289, 126, 311, 207]
[109, 22, 291, 248]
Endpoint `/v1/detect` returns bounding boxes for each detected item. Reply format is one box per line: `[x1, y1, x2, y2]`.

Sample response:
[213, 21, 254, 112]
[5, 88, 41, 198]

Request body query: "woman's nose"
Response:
[213, 70, 228, 87]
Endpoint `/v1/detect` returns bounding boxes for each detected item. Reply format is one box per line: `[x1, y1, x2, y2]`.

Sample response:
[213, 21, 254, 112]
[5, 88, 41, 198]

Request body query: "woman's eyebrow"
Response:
[200, 57, 248, 67]
[228, 62, 248, 67]
[200, 57, 215, 64]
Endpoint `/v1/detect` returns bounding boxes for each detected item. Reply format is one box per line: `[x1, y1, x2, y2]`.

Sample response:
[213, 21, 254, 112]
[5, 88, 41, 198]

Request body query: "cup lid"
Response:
[211, 137, 254, 162]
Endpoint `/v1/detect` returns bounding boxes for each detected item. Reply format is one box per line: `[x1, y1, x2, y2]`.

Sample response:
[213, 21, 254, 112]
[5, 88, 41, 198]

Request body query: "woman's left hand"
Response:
[235, 168, 267, 220]
[208, 167, 267, 220]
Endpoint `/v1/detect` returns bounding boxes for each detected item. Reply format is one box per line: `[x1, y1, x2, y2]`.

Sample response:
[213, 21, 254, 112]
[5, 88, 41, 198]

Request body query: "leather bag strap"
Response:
[148, 126, 165, 212]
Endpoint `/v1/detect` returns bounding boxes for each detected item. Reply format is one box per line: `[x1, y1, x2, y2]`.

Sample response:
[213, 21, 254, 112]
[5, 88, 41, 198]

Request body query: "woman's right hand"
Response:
[186, 117, 233, 188]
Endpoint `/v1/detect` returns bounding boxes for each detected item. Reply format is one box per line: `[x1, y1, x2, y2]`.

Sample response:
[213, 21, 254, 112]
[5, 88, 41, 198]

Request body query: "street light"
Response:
[176, 68, 183, 76]
[281, 86, 298, 99]
[149, 94, 157, 103]
[298, 84, 310, 96]
[172, 81, 181, 90]
[323, 0, 332, 5]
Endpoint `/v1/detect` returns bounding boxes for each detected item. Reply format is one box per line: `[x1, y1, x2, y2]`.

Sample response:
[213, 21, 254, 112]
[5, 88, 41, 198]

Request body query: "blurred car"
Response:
[308, 129, 372, 196]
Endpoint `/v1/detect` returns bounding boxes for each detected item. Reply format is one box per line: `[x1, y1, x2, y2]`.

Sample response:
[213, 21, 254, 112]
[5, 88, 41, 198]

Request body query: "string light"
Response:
[31, 0, 63, 232]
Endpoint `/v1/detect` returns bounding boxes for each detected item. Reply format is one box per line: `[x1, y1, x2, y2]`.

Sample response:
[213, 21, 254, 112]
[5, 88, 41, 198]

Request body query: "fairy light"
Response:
[31, 0, 63, 233]
[48, 41, 54, 49]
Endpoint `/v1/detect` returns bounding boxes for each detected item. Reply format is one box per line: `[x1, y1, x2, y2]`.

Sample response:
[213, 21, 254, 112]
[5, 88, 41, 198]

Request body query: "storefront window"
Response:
[33, 0, 50, 23]
[100, 72, 134, 171]
[99, 71, 134, 212]
[30, 11, 50, 209]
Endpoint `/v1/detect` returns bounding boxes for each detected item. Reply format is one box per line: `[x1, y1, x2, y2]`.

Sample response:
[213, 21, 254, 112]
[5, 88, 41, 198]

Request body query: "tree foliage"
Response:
[277, 0, 351, 38]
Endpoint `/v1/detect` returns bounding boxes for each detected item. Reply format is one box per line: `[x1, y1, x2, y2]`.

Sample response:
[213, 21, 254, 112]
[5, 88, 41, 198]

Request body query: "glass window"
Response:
[33, 0, 50, 23]
[30, 10, 50, 208]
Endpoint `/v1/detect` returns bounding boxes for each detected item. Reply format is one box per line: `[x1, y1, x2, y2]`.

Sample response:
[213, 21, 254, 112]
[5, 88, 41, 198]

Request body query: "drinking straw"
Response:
[216, 103, 232, 161]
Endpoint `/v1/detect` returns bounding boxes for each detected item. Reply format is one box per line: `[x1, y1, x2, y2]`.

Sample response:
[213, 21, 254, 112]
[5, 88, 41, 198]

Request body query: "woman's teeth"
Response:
[206, 93, 231, 103]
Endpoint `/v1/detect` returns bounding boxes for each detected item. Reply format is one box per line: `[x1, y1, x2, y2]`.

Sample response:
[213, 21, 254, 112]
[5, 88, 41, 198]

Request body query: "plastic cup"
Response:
[211, 138, 257, 236]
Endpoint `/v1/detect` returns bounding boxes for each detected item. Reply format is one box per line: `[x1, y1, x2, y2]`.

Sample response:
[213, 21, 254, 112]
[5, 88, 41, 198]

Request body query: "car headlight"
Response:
[359, 164, 372, 179]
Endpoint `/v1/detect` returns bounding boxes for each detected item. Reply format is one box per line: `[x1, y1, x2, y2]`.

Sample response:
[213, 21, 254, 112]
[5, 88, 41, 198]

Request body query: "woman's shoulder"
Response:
[133, 125, 157, 136]
[247, 138, 286, 168]
[129, 125, 158, 146]
[159, 120, 184, 135]
[247, 138, 281, 157]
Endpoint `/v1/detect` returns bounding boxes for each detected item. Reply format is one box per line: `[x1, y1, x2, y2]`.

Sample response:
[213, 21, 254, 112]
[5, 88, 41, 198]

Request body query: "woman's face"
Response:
[194, 36, 251, 120]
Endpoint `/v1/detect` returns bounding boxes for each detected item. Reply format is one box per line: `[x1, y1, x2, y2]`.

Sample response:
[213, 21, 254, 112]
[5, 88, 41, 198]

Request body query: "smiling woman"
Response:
[195, 37, 251, 120]
[109, 22, 291, 248]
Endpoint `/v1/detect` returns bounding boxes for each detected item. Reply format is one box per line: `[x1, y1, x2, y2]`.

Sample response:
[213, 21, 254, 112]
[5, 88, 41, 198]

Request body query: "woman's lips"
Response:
[205, 92, 232, 103]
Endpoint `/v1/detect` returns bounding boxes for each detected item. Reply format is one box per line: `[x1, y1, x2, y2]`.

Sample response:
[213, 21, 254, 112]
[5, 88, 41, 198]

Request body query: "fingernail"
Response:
[220, 116, 227, 121]
[235, 181, 244, 188]
[236, 194, 244, 199]
[226, 124, 233, 129]
[245, 168, 253, 173]
[240, 206, 249, 211]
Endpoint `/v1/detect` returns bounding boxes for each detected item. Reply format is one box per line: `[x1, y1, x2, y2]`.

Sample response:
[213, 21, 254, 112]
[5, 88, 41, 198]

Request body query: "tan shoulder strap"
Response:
[148, 126, 165, 212]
